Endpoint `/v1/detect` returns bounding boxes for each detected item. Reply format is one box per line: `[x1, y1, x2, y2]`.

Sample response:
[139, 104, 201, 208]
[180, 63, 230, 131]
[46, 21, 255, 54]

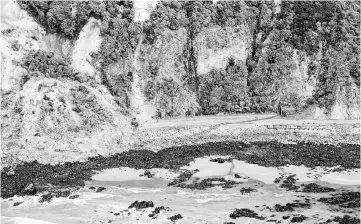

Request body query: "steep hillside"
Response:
[1, 0, 360, 165]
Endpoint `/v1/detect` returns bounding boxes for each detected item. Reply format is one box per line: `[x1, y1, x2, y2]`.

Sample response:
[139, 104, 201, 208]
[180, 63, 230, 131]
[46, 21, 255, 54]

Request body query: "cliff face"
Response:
[1, 1, 133, 165]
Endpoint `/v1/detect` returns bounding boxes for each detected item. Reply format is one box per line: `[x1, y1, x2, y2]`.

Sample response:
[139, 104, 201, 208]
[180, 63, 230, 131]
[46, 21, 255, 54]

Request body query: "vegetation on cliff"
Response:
[18, 0, 360, 117]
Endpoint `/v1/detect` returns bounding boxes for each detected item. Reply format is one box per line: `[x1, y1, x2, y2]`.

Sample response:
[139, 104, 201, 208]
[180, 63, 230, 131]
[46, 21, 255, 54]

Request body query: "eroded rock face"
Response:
[195, 26, 250, 75]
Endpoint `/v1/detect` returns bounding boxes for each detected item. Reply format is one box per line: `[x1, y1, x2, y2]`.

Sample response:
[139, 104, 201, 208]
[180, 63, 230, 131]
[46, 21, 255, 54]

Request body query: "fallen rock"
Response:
[13, 201, 23, 206]
[96, 187, 106, 193]
[69, 195, 79, 199]
[169, 214, 183, 222]
[39, 193, 53, 203]
[230, 208, 265, 220]
[301, 183, 335, 193]
[128, 201, 154, 210]
[290, 215, 307, 223]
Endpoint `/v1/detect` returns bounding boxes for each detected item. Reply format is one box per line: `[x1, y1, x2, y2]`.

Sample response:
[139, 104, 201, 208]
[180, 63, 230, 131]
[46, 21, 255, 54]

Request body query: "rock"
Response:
[290, 215, 307, 223]
[301, 183, 335, 193]
[274, 203, 310, 212]
[39, 193, 53, 203]
[240, 187, 257, 194]
[55, 190, 71, 198]
[21, 183, 38, 195]
[210, 158, 225, 163]
[89, 186, 96, 190]
[318, 191, 360, 208]
[141, 170, 154, 178]
[69, 195, 79, 199]
[13, 201, 23, 206]
[169, 214, 183, 222]
[128, 201, 154, 210]
[230, 209, 265, 220]
[96, 187, 106, 193]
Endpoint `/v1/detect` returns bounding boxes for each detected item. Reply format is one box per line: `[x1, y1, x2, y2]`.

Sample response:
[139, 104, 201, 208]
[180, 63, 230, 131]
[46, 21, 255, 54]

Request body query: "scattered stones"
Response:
[169, 214, 182, 222]
[128, 201, 154, 210]
[230, 208, 265, 220]
[318, 192, 360, 208]
[301, 183, 336, 193]
[240, 187, 257, 194]
[69, 195, 79, 199]
[290, 215, 307, 222]
[96, 187, 106, 193]
[13, 201, 23, 206]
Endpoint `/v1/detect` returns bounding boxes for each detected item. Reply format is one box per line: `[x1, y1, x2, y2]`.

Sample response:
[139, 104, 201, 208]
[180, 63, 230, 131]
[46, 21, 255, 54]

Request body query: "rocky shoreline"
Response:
[1, 141, 360, 199]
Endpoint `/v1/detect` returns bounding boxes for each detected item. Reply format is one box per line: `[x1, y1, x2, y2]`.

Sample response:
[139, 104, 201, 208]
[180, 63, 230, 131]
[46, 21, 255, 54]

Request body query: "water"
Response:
[2, 157, 360, 224]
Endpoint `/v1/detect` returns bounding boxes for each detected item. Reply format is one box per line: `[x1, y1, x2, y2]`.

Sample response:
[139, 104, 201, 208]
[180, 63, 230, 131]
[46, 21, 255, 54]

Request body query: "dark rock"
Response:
[114, 213, 120, 216]
[274, 177, 282, 183]
[39, 193, 53, 203]
[21, 183, 38, 195]
[318, 192, 360, 208]
[55, 190, 71, 198]
[280, 175, 300, 191]
[153, 206, 165, 214]
[96, 187, 106, 193]
[13, 201, 23, 206]
[1, 141, 359, 199]
[282, 216, 290, 219]
[224, 222, 236, 224]
[230, 208, 265, 220]
[89, 186, 96, 190]
[141, 170, 154, 178]
[274, 203, 310, 212]
[301, 183, 336, 193]
[210, 158, 226, 163]
[169, 214, 182, 222]
[234, 174, 242, 179]
[240, 187, 257, 194]
[168, 171, 193, 186]
[69, 195, 79, 199]
[290, 215, 307, 222]
[333, 215, 360, 224]
[128, 201, 154, 210]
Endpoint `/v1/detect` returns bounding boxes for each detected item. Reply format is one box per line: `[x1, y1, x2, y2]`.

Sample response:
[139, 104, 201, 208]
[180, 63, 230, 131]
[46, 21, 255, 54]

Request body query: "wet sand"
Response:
[2, 156, 359, 224]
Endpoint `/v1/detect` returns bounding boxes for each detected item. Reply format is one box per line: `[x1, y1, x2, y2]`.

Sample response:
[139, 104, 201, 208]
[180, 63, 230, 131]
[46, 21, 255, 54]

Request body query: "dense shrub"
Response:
[199, 58, 249, 114]
[20, 50, 77, 86]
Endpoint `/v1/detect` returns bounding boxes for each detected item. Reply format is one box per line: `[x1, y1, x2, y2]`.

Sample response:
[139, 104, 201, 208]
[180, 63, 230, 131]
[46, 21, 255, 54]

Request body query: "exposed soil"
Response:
[1, 141, 359, 198]
[229, 208, 265, 220]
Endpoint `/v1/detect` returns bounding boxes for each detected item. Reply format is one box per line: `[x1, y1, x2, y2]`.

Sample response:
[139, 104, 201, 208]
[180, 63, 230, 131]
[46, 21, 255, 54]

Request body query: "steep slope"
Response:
[1, 1, 133, 166]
